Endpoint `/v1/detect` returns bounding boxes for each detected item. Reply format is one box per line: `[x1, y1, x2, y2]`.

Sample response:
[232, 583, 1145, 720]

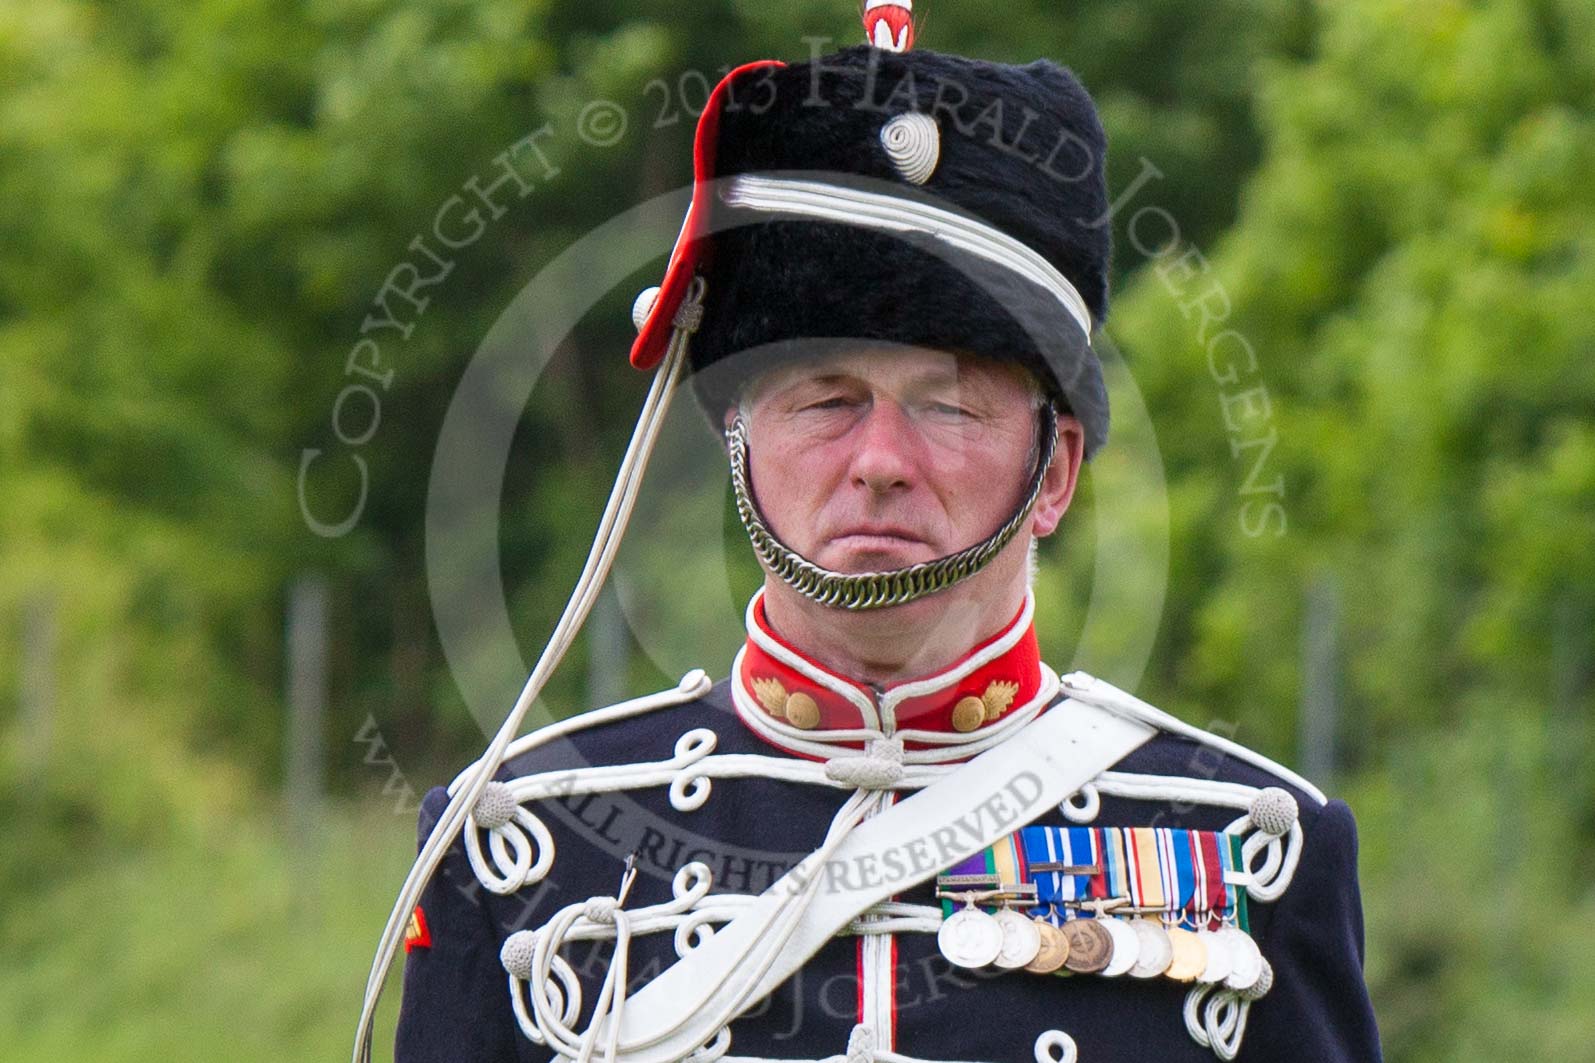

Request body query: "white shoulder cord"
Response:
[351, 277, 708, 1063]
[1057, 672, 1327, 806]
[1054, 671, 1316, 904]
[1058, 769, 1306, 902]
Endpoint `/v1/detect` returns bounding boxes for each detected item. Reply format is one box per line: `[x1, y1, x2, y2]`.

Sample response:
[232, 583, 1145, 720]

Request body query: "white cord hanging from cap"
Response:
[351, 276, 709, 1063]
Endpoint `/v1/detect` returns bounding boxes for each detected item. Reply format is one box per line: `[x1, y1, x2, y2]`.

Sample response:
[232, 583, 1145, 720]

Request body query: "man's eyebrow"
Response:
[793, 367, 965, 387]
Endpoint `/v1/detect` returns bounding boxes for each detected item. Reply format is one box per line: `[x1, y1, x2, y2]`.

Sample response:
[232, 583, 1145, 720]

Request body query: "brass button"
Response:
[784, 692, 821, 730]
[951, 695, 986, 732]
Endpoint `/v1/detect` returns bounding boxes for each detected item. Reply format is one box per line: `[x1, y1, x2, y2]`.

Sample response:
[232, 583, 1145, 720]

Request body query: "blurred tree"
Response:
[1, 0, 1591, 1058]
[1090, 0, 1595, 1057]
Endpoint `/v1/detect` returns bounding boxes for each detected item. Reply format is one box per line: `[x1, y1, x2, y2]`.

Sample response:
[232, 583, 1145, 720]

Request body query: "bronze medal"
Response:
[1060, 918, 1113, 974]
[1024, 918, 1070, 974]
[1163, 927, 1208, 982]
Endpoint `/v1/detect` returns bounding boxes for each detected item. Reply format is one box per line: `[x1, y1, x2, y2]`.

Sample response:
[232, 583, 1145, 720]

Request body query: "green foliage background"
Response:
[0, 0, 1590, 1058]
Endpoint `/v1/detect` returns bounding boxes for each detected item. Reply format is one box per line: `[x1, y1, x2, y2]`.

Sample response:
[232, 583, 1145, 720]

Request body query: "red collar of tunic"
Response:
[731, 587, 1051, 756]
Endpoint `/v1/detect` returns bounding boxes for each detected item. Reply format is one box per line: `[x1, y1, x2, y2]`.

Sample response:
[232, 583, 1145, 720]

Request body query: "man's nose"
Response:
[848, 400, 920, 493]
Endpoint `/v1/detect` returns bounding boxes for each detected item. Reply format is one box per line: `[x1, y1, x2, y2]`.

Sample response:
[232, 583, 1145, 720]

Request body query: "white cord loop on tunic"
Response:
[514, 788, 892, 1062]
[845, 1024, 876, 1063]
[1182, 956, 1272, 1060]
[473, 781, 520, 829]
[825, 737, 905, 789]
[1032, 1030, 1079, 1063]
[1058, 783, 1100, 822]
[1247, 787, 1298, 836]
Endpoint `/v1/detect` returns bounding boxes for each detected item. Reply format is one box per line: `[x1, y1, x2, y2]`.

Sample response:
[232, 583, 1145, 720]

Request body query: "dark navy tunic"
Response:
[394, 679, 1382, 1062]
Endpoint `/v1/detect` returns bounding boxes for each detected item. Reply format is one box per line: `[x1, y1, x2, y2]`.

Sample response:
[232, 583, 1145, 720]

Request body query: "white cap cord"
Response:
[351, 278, 708, 1063]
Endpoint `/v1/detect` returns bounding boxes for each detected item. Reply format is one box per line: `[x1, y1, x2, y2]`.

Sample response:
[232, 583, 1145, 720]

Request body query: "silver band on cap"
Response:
[719, 173, 1094, 342]
[726, 404, 1060, 609]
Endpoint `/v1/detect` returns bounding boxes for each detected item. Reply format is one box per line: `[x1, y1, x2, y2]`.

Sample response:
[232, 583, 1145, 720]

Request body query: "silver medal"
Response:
[938, 906, 1003, 968]
[1196, 928, 1233, 984]
[992, 908, 1042, 969]
[1099, 917, 1141, 978]
[1220, 927, 1263, 992]
[1128, 918, 1173, 979]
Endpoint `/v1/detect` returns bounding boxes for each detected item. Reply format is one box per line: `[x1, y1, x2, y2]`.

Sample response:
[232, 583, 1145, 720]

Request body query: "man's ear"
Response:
[1030, 413, 1084, 539]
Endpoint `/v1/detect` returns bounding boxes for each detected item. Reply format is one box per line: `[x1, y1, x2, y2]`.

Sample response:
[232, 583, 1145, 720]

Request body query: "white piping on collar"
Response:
[720, 174, 1094, 343]
[744, 590, 880, 729]
[891, 663, 1058, 747]
[731, 644, 884, 754]
[731, 650, 1061, 765]
[876, 589, 1036, 730]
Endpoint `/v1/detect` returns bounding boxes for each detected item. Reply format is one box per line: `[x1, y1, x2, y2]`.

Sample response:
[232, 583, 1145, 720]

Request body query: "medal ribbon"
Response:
[937, 849, 995, 918]
[1066, 827, 1095, 917]
[991, 830, 1025, 895]
[1226, 833, 1250, 932]
[1198, 830, 1227, 930]
[1128, 827, 1163, 911]
[1170, 829, 1196, 927]
[941, 826, 1251, 929]
[1020, 826, 1059, 920]
[1099, 827, 1128, 907]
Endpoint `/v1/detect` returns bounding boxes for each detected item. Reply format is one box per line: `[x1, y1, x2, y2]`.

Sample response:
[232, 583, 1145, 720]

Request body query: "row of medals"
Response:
[935, 893, 1265, 992]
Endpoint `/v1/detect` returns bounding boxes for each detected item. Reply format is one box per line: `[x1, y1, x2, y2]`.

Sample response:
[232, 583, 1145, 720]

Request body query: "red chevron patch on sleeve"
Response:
[403, 905, 432, 952]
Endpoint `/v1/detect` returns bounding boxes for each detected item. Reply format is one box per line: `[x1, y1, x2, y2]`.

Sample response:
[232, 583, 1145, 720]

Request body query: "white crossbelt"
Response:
[591, 694, 1156, 1062]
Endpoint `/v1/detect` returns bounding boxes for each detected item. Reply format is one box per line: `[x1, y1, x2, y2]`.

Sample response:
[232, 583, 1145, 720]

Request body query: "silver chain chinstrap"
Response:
[725, 403, 1060, 610]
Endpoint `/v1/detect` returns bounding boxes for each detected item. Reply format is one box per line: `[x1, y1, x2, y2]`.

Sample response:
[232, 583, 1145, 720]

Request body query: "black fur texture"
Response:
[687, 44, 1114, 458]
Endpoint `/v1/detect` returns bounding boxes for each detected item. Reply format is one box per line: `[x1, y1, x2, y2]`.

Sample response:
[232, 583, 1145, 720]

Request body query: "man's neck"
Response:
[758, 576, 1029, 687]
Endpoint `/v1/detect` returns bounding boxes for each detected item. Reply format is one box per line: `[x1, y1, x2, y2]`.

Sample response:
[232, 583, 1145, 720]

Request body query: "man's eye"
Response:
[927, 402, 973, 418]
[804, 396, 856, 411]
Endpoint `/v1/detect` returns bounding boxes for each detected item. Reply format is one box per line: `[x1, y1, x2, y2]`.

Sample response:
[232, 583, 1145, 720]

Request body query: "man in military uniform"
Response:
[381, 17, 1382, 1063]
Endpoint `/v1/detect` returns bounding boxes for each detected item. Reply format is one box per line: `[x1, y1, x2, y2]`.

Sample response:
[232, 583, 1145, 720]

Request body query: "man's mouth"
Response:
[830, 525, 925, 546]
[823, 526, 938, 568]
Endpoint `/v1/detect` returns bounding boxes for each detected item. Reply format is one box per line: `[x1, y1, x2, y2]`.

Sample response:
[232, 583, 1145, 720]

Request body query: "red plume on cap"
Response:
[628, 59, 786, 371]
[863, 1, 915, 53]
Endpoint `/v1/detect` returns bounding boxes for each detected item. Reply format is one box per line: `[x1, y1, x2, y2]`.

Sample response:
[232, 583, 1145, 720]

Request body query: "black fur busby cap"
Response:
[632, 43, 1114, 458]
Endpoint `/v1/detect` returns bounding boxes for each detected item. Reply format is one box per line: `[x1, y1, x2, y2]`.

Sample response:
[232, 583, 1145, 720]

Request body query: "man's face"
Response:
[731, 344, 1079, 576]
